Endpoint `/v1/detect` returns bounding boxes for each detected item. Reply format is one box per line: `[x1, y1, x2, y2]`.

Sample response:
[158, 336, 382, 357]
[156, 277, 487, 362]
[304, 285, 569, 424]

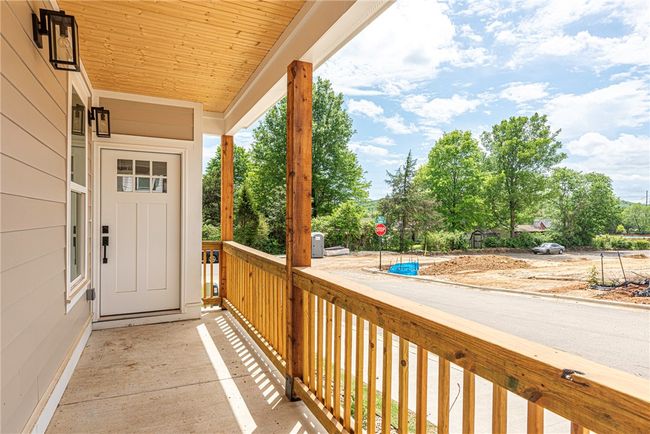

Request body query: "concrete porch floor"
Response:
[47, 310, 324, 433]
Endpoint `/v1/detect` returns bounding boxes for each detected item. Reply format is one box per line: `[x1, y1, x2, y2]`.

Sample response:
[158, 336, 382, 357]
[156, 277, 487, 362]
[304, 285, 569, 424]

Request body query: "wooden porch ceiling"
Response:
[58, 0, 305, 112]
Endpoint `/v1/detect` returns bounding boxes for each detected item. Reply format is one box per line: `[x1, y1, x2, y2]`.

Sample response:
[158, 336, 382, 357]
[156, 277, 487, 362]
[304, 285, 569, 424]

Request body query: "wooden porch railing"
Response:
[210, 241, 650, 434]
[201, 240, 222, 306]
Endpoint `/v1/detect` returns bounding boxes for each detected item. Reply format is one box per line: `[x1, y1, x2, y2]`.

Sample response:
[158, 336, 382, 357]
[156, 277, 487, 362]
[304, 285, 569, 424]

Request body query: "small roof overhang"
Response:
[58, 0, 392, 136]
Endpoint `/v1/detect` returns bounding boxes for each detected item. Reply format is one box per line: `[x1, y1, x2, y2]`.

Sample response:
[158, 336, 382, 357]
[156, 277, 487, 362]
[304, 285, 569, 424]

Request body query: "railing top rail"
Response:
[201, 240, 223, 249]
[222, 241, 286, 278]
[293, 266, 650, 434]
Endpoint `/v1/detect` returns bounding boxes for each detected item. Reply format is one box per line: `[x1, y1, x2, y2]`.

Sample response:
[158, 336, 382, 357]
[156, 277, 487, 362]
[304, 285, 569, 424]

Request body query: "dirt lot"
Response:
[311, 250, 650, 304]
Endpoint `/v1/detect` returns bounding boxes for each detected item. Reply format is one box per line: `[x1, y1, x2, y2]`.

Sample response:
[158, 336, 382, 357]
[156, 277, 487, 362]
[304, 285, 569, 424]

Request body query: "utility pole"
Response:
[646, 190, 648, 206]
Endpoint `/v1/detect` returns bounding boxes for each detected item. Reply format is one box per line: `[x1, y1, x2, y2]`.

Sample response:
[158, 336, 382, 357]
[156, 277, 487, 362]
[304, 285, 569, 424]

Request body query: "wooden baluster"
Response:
[202, 250, 207, 302]
[570, 422, 588, 434]
[310, 293, 317, 393]
[344, 310, 353, 430]
[382, 331, 393, 434]
[398, 338, 409, 434]
[463, 371, 475, 434]
[492, 385, 507, 434]
[306, 292, 315, 389]
[438, 358, 450, 434]
[317, 298, 325, 401]
[527, 402, 544, 434]
[302, 289, 310, 386]
[325, 302, 333, 411]
[209, 249, 214, 299]
[367, 323, 377, 434]
[355, 316, 365, 434]
[333, 306, 342, 421]
[416, 347, 428, 434]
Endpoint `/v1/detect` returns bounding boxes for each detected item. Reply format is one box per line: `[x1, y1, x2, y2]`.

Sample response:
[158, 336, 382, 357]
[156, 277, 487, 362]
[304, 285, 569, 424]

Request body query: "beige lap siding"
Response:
[1, 1, 92, 433]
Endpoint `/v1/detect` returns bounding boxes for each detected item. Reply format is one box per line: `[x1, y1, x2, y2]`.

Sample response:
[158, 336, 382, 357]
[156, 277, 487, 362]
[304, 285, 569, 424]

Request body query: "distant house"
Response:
[515, 220, 550, 234]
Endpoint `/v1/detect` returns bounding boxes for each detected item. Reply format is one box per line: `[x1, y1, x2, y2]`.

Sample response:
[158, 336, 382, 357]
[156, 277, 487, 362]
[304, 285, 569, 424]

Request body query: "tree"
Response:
[421, 130, 485, 231]
[202, 145, 250, 227]
[248, 77, 369, 249]
[622, 203, 650, 233]
[234, 183, 269, 250]
[481, 113, 565, 236]
[548, 169, 621, 245]
[312, 200, 366, 249]
[380, 151, 427, 252]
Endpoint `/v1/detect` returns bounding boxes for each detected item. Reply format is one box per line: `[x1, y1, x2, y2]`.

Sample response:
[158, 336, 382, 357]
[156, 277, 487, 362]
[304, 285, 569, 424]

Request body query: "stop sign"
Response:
[375, 223, 387, 237]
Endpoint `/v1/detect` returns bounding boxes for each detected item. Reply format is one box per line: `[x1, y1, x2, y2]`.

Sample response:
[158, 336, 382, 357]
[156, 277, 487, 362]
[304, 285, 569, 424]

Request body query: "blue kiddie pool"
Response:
[388, 261, 419, 276]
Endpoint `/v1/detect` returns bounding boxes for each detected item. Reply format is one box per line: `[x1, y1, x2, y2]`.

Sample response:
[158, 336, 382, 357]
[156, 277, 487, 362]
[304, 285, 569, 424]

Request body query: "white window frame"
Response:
[66, 73, 91, 310]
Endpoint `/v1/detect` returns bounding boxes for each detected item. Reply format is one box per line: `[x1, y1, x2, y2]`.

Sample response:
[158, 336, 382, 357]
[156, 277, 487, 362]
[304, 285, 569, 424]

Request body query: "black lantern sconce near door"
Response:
[71, 104, 85, 136]
[32, 8, 80, 72]
[89, 107, 111, 138]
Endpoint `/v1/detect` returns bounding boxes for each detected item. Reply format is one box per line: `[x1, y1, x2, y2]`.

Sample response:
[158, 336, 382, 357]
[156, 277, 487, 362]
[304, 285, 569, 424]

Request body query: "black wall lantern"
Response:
[71, 104, 85, 136]
[89, 107, 111, 138]
[32, 8, 80, 72]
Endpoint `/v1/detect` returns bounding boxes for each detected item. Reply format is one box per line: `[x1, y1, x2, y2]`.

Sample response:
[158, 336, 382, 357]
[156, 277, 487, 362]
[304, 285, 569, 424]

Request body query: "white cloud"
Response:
[348, 99, 418, 134]
[564, 132, 650, 200]
[474, 0, 650, 70]
[381, 114, 419, 135]
[348, 99, 384, 118]
[234, 129, 254, 149]
[500, 82, 549, 103]
[402, 94, 481, 124]
[543, 80, 650, 138]
[318, 0, 491, 96]
[368, 136, 396, 147]
[349, 143, 390, 157]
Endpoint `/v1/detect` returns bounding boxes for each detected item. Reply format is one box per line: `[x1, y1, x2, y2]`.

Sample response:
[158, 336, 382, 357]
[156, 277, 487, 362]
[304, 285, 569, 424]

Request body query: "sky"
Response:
[204, 0, 650, 203]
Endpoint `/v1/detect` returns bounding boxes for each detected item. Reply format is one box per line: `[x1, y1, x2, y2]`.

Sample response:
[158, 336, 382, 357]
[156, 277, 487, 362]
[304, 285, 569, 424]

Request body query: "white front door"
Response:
[100, 149, 181, 316]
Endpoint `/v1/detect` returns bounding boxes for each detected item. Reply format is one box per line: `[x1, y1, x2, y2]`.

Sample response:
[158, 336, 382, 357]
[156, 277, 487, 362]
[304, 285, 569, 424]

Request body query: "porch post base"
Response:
[285, 375, 301, 401]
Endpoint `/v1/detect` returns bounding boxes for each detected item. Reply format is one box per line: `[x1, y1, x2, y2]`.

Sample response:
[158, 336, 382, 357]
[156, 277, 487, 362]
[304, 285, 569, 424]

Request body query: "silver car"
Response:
[532, 242, 565, 255]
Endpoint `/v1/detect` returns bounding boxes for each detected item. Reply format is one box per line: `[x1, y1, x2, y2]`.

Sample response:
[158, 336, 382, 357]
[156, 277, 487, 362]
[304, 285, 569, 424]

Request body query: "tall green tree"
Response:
[481, 113, 565, 236]
[422, 130, 485, 231]
[248, 77, 368, 249]
[202, 145, 250, 227]
[312, 200, 366, 249]
[549, 169, 621, 244]
[234, 183, 269, 250]
[622, 203, 650, 233]
[380, 151, 427, 252]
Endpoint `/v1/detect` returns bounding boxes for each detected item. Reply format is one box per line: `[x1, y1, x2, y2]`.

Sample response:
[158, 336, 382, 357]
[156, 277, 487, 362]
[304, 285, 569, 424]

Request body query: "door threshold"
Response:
[93, 308, 200, 330]
[98, 309, 182, 322]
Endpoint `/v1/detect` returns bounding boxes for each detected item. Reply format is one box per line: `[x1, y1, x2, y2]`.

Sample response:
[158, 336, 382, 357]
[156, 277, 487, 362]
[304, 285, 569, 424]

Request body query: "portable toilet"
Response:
[311, 232, 325, 258]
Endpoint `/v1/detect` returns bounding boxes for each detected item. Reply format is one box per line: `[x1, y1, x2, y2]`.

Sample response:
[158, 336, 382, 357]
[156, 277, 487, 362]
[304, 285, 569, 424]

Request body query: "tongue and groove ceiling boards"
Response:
[58, 1, 305, 112]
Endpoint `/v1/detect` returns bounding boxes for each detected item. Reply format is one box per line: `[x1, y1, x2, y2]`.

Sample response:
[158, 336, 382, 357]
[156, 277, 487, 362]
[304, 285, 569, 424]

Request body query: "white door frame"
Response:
[90, 90, 203, 322]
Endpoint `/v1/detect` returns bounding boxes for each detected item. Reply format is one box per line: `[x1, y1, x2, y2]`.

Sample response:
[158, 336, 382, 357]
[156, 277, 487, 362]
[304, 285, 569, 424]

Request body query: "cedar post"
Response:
[285, 60, 312, 400]
[220, 135, 234, 304]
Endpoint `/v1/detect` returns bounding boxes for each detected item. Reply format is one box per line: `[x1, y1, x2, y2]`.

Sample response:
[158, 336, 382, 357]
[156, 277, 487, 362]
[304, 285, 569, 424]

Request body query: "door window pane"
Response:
[70, 89, 86, 186]
[69, 191, 85, 282]
[152, 161, 167, 176]
[117, 176, 134, 192]
[117, 159, 133, 174]
[136, 177, 150, 192]
[152, 177, 167, 193]
[135, 160, 150, 175]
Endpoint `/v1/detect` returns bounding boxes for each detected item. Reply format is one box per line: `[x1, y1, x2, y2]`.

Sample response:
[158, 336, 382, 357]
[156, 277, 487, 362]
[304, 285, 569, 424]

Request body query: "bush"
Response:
[591, 234, 650, 250]
[481, 232, 553, 249]
[202, 223, 221, 241]
[423, 231, 468, 252]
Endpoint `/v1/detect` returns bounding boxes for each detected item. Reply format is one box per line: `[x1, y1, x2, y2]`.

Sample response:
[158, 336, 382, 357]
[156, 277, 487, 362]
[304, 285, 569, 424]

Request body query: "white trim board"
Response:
[25, 317, 92, 434]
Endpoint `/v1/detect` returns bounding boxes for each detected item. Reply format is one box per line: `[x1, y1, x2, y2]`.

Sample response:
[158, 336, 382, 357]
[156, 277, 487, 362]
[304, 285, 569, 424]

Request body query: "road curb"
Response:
[361, 268, 650, 311]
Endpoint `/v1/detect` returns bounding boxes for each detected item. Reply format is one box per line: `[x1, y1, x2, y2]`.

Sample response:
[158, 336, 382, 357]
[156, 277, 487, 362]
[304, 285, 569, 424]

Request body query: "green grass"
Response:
[346, 374, 437, 434]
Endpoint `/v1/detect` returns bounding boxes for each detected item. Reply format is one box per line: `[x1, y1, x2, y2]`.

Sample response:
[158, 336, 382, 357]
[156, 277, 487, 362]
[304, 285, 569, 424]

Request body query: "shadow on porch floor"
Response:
[47, 310, 324, 433]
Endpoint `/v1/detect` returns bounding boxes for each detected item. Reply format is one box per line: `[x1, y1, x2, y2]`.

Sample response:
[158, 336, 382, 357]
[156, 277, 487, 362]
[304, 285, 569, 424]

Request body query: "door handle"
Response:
[102, 225, 109, 264]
